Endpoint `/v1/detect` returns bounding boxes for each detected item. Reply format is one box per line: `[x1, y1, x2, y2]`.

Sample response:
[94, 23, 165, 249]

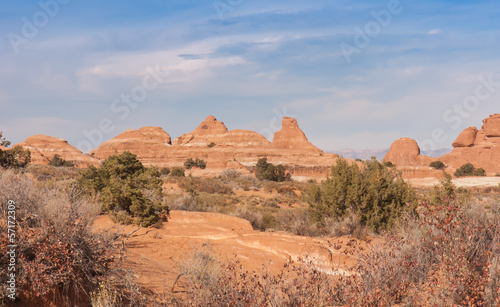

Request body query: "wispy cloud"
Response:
[428, 28, 442, 35]
[1, 0, 500, 151]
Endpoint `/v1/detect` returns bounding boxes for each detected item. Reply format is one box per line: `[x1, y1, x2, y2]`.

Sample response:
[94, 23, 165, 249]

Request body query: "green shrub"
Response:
[383, 161, 395, 168]
[431, 172, 471, 206]
[48, 154, 74, 167]
[307, 158, 416, 233]
[430, 160, 446, 170]
[184, 158, 207, 169]
[207, 142, 216, 148]
[171, 167, 185, 177]
[454, 163, 486, 177]
[474, 167, 486, 176]
[0, 132, 31, 168]
[255, 158, 290, 182]
[160, 167, 171, 175]
[109, 210, 133, 225]
[77, 151, 168, 226]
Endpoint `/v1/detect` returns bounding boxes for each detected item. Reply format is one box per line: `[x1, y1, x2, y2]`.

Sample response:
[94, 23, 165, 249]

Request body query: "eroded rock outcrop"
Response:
[386, 113, 500, 176]
[18, 115, 340, 179]
[91, 115, 336, 178]
[440, 114, 500, 174]
[173, 115, 228, 146]
[273, 117, 322, 153]
[384, 137, 433, 166]
[15, 135, 98, 168]
[483, 113, 500, 137]
[92, 126, 171, 164]
[452, 127, 478, 148]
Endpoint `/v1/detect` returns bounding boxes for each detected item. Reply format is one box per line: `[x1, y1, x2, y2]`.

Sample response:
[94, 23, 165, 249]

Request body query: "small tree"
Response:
[78, 151, 168, 226]
[431, 172, 471, 206]
[307, 158, 416, 233]
[207, 142, 216, 148]
[430, 160, 446, 170]
[0, 131, 10, 147]
[0, 132, 31, 168]
[255, 158, 290, 182]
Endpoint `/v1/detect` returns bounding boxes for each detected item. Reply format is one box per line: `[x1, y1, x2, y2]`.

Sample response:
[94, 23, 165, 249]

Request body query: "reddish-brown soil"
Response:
[92, 211, 366, 295]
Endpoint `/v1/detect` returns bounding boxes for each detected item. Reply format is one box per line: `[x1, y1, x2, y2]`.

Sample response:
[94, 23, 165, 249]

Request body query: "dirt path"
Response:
[93, 210, 364, 294]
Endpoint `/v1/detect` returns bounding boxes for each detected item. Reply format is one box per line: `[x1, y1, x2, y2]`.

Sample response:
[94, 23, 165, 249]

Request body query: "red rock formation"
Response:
[92, 127, 171, 164]
[273, 117, 322, 153]
[14, 135, 98, 168]
[173, 115, 228, 145]
[439, 114, 500, 175]
[386, 113, 500, 176]
[452, 127, 478, 148]
[384, 137, 433, 166]
[217, 130, 271, 147]
[17, 115, 340, 179]
[483, 113, 500, 137]
[137, 126, 172, 144]
[91, 115, 337, 178]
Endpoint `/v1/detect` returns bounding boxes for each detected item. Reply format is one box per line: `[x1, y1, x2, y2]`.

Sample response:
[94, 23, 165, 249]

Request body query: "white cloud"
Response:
[428, 28, 442, 35]
[76, 45, 247, 93]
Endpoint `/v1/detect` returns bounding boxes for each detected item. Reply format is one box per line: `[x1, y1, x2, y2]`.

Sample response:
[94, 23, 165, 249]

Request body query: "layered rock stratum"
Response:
[13, 113, 500, 178]
[13, 135, 98, 168]
[16, 116, 337, 178]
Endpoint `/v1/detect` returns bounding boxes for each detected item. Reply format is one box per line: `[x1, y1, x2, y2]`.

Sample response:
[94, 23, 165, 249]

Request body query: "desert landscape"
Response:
[2, 1, 500, 306]
[1, 111, 500, 306]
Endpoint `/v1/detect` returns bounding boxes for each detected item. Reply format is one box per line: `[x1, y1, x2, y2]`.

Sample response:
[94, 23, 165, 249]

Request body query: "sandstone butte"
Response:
[12, 135, 98, 168]
[15, 116, 338, 178]
[384, 113, 500, 177]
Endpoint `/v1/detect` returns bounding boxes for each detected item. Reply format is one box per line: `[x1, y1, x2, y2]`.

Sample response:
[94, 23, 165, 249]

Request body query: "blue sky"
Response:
[1, 0, 500, 152]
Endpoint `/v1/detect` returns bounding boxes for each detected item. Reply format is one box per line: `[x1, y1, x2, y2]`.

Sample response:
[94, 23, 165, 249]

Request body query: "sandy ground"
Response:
[93, 211, 365, 294]
[408, 176, 500, 188]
